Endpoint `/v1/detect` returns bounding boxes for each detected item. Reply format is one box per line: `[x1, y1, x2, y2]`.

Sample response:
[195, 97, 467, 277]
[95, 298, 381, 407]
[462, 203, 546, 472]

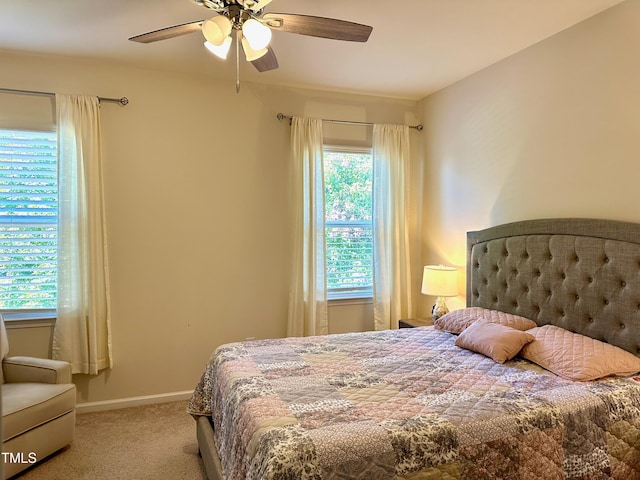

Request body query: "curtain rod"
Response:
[0, 87, 129, 106]
[276, 113, 423, 131]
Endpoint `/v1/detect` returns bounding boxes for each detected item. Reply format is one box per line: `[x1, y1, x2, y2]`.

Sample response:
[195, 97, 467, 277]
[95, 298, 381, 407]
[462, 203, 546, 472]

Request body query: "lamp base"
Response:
[431, 296, 450, 322]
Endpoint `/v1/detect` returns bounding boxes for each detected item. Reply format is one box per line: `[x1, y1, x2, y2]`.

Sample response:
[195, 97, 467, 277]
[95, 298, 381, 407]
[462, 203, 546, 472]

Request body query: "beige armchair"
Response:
[1, 316, 76, 479]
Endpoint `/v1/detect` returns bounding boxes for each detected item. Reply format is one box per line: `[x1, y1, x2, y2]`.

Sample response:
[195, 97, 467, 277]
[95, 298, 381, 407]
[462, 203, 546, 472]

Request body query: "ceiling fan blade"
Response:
[263, 13, 372, 42]
[251, 48, 279, 72]
[129, 20, 204, 43]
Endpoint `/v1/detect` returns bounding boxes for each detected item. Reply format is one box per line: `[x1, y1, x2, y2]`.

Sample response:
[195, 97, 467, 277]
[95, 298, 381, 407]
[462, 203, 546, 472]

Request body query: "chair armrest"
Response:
[2, 356, 72, 384]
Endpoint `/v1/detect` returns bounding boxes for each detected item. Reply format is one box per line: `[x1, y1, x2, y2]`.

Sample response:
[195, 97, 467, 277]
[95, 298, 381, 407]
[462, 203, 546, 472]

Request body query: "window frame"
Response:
[323, 144, 374, 301]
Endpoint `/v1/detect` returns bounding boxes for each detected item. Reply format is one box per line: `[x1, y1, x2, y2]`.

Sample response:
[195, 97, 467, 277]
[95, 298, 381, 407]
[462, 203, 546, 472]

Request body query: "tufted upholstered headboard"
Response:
[467, 218, 640, 357]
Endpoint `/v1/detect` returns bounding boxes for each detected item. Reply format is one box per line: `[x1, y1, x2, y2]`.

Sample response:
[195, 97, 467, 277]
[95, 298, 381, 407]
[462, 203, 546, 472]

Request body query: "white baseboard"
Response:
[76, 390, 194, 414]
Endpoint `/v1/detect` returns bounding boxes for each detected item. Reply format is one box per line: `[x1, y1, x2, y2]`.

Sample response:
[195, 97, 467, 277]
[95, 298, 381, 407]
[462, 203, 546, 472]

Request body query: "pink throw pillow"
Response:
[454, 317, 535, 364]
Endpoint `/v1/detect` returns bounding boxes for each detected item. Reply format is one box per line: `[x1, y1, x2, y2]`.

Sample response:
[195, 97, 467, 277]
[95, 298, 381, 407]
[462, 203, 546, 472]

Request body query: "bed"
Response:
[188, 218, 640, 479]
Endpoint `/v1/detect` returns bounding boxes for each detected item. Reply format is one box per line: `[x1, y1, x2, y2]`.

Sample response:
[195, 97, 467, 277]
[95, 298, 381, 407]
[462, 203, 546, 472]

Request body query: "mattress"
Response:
[188, 326, 640, 479]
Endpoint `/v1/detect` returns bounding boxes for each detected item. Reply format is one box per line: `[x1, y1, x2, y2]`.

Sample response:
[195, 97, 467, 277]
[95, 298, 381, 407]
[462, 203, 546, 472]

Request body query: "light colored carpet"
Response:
[15, 400, 207, 480]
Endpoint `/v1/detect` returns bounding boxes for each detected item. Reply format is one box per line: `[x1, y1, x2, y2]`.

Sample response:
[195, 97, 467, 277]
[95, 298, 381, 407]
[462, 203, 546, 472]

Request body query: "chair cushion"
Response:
[2, 382, 76, 442]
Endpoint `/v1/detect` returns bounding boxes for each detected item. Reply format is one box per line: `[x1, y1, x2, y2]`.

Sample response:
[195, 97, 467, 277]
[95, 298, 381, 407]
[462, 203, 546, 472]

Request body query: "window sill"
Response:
[1, 310, 57, 328]
[328, 296, 373, 306]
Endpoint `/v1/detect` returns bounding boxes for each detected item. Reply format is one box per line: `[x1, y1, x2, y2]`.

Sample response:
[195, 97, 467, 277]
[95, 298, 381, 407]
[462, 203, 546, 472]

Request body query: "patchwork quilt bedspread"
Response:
[188, 327, 640, 479]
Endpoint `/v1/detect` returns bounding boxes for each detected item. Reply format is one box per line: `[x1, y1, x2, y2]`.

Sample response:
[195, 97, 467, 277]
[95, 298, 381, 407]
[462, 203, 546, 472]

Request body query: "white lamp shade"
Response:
[202, 16, 232, 46]
[421, 265, 458, 297]
[204, 37, 232, 59]
[241, 37, 268, 61]
[242, 18, 272, 50]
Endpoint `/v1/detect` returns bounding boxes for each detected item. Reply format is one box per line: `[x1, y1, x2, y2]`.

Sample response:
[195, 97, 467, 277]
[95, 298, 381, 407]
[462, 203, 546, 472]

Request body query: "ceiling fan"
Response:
[129, 0, 373, 92]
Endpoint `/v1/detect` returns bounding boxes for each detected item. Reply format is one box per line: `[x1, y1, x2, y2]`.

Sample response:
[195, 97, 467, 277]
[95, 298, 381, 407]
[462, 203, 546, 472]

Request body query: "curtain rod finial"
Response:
[276, 113, 292, 125]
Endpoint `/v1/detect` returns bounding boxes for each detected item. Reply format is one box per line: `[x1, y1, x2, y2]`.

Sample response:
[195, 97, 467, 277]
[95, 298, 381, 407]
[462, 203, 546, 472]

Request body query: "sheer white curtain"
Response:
[53, 94, 112, 375]
[287, 117, 328, 337]
[372, 124, 413, 330]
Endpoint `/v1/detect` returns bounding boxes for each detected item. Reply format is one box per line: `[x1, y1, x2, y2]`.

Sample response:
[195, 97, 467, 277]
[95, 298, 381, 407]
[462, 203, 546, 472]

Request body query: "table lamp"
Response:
[421, 265, 458, 321]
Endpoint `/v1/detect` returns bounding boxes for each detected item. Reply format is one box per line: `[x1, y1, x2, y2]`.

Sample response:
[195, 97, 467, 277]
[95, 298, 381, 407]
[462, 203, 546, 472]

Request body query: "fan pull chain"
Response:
[236, 29, 241, 93]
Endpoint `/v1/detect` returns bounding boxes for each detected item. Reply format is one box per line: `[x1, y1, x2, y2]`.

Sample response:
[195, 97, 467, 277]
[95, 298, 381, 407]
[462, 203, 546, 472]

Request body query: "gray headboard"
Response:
[467, 218, 640, 356]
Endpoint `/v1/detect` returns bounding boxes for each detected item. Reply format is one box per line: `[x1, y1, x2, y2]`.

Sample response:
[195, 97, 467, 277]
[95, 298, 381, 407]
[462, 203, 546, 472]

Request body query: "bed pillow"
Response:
[434, 307, 537, 334]
[454, 317, 535, 364]
[520, 325, 640, 381]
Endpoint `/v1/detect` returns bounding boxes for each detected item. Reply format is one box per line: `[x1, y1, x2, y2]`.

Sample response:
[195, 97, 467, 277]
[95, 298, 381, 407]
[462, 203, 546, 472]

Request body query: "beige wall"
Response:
[418, 0, 640, 317]
[0, 49, 421, 403]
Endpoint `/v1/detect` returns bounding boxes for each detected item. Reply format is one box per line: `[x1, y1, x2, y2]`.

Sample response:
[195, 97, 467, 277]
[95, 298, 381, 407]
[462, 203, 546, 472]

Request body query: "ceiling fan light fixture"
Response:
[242, 18, 272, 50]
[204, 37, 232, 59]
[241, 37, 268, 61]
[202, 16, 232, 46]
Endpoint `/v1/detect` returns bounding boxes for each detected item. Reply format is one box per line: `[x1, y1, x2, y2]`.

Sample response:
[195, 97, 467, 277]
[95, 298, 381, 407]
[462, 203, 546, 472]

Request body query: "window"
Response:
[324, 146, 373, 299]
[0, 129, 58, 310]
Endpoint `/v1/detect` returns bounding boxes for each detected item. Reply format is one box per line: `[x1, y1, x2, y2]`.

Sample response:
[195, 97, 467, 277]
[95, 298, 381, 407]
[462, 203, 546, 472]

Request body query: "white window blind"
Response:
[0, 129, 58, 310]
[324, 147, 373, 298]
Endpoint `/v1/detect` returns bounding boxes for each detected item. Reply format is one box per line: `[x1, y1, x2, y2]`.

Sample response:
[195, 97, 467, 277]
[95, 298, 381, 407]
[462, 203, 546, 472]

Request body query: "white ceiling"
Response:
[0, 0, 624, 100]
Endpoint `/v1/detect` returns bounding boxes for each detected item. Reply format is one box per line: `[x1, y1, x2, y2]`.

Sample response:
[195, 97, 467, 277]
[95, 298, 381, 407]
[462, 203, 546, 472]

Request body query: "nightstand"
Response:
[398, 318, 433, 328]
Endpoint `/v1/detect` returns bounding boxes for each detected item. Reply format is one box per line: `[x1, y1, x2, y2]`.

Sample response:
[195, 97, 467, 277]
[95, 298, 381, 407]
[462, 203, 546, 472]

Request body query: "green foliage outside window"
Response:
[324, 149, 373, 295]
